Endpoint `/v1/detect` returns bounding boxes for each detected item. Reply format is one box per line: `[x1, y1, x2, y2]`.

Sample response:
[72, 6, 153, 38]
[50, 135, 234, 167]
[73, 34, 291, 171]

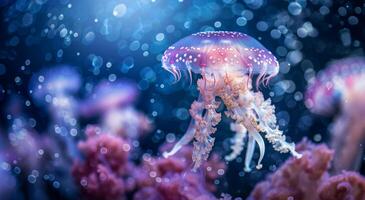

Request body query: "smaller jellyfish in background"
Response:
[161, 31, 301, 172]
[80, 80, 151, 140]
[30, 65, 81, 159]
[306, 57, 365, 173]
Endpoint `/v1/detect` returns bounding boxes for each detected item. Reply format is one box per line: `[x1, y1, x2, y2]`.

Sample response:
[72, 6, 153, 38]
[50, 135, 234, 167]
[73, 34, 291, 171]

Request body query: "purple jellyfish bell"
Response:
[80, 80, 138, 117]
[305, 57, 365, 173]
[162, 31, 301, 172]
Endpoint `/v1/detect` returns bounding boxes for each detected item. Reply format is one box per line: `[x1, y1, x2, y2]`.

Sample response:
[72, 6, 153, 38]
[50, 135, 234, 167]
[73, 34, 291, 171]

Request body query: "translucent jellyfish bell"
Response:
[80, 80, 138, 117]
[162, 31, 301, 171]
[162, 31, 279, 86]
[306, 57, 365, 115]
[305, 57, 365, 173]
[30, 65, 81, 104]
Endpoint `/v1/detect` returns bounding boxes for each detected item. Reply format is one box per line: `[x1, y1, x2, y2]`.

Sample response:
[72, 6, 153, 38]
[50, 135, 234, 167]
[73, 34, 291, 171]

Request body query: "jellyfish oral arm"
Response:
[251, 95, 302, 159]
[225, 123, 247, 161]
[191, 86, 222, 170]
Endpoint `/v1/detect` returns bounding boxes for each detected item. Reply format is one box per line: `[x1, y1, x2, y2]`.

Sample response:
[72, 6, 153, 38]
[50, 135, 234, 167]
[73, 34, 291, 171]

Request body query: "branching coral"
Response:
[249, 138, 365, 200]
[318, 171, 365, 200]
[133, 145, 226, 200]
[72, 125, 135, 200]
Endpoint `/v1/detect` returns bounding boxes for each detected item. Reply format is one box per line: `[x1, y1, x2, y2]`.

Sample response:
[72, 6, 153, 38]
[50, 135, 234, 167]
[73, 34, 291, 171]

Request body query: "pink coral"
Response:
[72, 125, 134, 200]
[318, 171, 365, 200]
[249, 139, 365, 200]
[249, 138, 333, 200]
[133, 145, 226, 200]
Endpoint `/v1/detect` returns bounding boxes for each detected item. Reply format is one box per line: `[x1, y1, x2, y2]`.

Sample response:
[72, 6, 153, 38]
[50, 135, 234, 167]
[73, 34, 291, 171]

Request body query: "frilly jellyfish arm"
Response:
[252, 93, 302, 159]
[191, 91, 222, 170]
[225, 123, 247, 161]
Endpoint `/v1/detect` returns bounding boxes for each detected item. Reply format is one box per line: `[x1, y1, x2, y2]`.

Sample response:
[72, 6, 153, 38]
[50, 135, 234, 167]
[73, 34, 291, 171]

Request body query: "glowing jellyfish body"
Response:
[80, 80, 149, 139]
[80, 80, 138, 117]
[30, 66, 81, 104]
[162, 31, 301, 171]
[306, 57, 365, 172]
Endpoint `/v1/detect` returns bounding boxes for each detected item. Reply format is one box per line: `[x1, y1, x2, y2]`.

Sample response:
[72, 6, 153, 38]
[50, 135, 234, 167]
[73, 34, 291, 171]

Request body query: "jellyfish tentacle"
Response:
[162, 121, 195, 158]
[244, 134, 256, 172]
[163, 96, 204, 158]
[225, 123, 247, 161]
[186, 62, 193, 86]
[251, 130, 265, 170]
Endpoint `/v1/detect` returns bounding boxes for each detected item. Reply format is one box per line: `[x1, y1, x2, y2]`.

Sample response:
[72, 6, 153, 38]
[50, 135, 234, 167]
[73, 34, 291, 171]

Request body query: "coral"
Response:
[249, 138, 333, 200]
[249, 138, 365, 200]
[318, 171, 365, 200]
[133, 145, 226, 200]
[72, 125, 134, 200]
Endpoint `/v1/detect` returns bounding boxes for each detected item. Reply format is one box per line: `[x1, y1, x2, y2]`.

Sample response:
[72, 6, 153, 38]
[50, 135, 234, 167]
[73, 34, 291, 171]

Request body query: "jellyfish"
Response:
[80, 80, 150, 139]
[306, 57, 365, 173]
[30, 65, 81, 159]
[161, 31, 301, 171]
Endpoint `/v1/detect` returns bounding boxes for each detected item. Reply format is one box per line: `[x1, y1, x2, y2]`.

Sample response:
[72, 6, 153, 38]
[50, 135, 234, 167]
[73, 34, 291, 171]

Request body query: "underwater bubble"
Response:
[28, 175, 37, 184]
[113, 4, 127, 17]
[108, 74, 117, 82]
[129, 40, 140, 51]
[166, 133, 176, 143]
[288, 2, 302, 16]
[141, 43, 149, 51]
[155, 33, 165, 41]
[244, 0, 263, 9]
[9, 36, 20, 46]
[313, 134, 322, 142]
[294, 91, 303, 101]
[287, 50, 303, 65]
[338, 7, 347, 16]
[84, 31, 95, 43]
[59, 28, 68, 37]
[121, 56, 134, 73]
[348, 16, 359, 25]
[106, 62, 112, 68]
[57, 49, 63, 58]
[256, 21, 268, 31]
[270, 29, 281, 39]
[92, 56, 103, 68]
[241, 10, 254, 20]
[140, 67, 156, 82]
[53, 181, 60, 188]
[175, 108, 189, 120]
[236, 17, 247, 26]
[166, 25, 175, 33]
[22, 13, 34, 27]
[319, 6, 330, 15]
